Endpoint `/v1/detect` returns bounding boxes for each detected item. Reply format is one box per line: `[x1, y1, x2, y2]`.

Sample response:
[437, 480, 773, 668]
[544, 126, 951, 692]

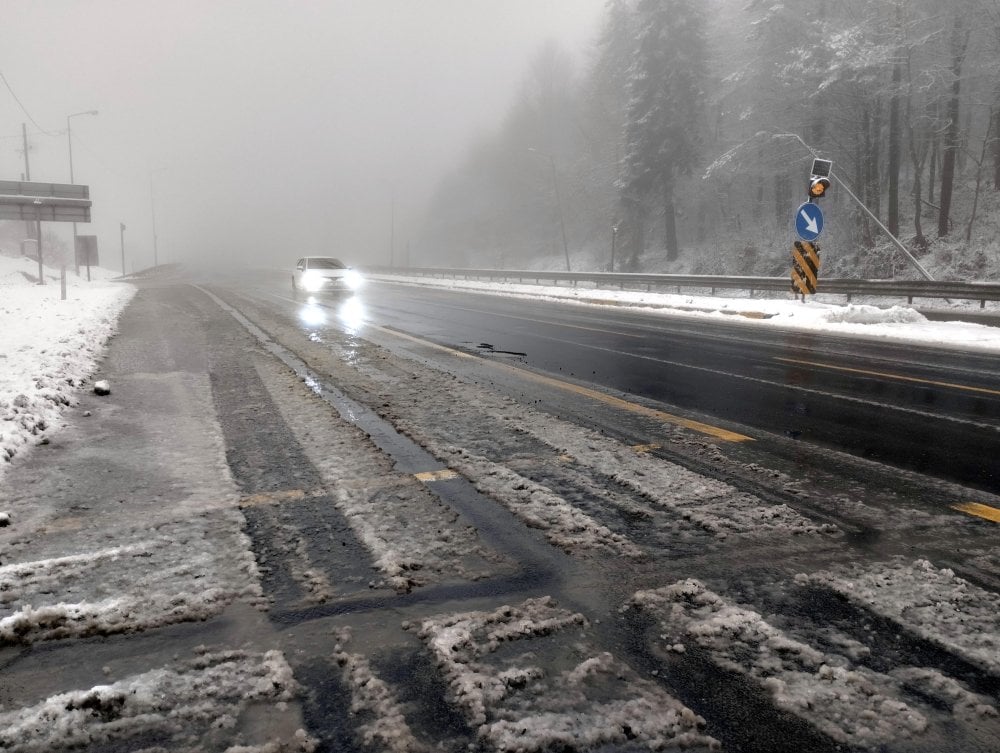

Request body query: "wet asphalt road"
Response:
[340, 278, 1000, 495]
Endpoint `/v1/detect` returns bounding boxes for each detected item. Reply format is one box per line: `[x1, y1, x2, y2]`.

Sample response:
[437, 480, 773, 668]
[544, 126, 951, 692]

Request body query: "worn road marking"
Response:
[776, 357, 1000, 397]
[373, 325, 752, 443]
[952, 501, 1000, 523]
[415, 469, 459, 482]
[631, 443, 662, 454]
[240, 489, 307, 508]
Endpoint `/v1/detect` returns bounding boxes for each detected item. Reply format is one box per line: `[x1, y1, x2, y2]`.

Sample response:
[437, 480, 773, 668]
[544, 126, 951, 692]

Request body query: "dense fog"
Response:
[0, 1, 603, 272]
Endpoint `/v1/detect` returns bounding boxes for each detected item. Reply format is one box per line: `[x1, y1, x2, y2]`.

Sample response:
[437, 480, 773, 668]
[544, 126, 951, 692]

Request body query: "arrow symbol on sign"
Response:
[799, 208, 819, 235]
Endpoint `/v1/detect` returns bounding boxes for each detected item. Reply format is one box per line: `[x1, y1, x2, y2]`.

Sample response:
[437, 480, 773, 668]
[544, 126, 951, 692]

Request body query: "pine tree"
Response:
[619, 0, 707, 263]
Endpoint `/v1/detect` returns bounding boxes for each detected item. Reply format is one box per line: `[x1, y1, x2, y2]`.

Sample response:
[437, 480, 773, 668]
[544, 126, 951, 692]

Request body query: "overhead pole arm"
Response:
[775, 132, 934, 282]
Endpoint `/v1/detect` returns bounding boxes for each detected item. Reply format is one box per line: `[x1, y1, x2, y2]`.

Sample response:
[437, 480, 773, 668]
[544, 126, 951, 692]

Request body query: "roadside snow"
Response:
[0, 254, 134, 477]
[374, 274, 1000, 352]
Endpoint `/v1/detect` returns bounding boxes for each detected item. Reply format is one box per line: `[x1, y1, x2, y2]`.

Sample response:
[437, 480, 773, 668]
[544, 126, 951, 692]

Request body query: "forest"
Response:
[415, 0, 1000, 281]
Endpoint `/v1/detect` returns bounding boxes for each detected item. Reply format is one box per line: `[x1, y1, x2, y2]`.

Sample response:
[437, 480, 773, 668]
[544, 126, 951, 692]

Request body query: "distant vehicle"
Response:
[292, 256, 364, 294]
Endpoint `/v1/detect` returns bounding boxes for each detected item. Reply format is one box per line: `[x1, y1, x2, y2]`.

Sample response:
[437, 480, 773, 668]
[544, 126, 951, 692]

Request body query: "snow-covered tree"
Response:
[618, 0, 707, 263]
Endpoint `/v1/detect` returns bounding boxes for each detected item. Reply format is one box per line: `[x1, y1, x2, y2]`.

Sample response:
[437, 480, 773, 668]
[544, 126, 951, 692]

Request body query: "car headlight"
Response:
[302, 270, 325, 292]
[344, 269, 364, 290]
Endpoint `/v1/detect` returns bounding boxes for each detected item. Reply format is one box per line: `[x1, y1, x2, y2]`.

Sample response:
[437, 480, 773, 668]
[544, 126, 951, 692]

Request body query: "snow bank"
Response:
[0, 254, 134, 476]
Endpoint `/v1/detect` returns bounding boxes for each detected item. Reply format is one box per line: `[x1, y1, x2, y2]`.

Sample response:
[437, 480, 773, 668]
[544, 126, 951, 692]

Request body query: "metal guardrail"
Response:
[369, 266, 1000, 308]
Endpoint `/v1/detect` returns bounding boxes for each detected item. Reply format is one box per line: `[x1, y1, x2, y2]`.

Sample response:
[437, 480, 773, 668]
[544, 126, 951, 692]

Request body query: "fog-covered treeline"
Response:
[416, 0, 1000, 279]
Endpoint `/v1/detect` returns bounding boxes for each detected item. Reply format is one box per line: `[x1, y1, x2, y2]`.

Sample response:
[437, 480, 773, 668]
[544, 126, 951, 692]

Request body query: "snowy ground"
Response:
[0, 254, 134, 479]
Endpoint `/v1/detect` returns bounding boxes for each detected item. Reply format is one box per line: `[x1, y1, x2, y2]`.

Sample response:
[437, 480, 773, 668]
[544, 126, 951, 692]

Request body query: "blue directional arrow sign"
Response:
[795, 202, 824, 241]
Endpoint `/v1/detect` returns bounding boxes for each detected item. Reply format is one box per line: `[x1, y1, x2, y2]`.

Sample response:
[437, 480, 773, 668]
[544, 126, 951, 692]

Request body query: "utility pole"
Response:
[610, 222, 619, 272]
[21, 123, 30, 180]
[120, 222, 126, 275]
[150, 172, 159, 268]
[22, 123, 43, 284]
[67, 110, 98, 276]
[527, 148, 571, 271]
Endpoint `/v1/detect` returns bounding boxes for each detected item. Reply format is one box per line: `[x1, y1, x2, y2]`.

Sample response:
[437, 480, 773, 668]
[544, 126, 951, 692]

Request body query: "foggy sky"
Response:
[1, 0, 605, 272]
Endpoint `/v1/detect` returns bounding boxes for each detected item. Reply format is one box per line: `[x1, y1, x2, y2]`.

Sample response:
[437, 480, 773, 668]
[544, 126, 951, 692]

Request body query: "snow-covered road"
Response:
[2, 258, 999, 752]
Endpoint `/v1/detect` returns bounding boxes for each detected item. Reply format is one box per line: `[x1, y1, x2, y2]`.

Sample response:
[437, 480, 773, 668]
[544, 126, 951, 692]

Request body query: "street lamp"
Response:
[67, 110, 98, 277]
[67, 110, 98, 184]
[527, 148, 571, 271]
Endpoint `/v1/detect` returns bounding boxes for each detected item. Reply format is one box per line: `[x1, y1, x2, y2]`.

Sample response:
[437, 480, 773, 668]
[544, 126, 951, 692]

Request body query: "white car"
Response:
[292, 256, 364, 294]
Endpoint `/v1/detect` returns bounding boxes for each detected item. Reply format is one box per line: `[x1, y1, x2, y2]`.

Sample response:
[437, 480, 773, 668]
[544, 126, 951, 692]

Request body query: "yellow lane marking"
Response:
[415, 469, 459, 482]
[776, 357, 1000, 397]
[952, 502, 1000, 523]
[374, 325, 477, 360]
[373, 325, 752, 443]
[42, 516, 85, 534]
[240, 489, 307, 508]
[631, 443, 662, 454]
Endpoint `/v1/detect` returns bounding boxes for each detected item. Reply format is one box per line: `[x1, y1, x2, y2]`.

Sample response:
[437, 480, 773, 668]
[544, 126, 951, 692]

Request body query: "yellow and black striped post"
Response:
[791, 240, 820, 296]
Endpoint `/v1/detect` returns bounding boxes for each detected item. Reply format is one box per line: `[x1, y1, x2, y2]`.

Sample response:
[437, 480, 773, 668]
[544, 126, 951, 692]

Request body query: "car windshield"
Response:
[308, 258, 345, 270]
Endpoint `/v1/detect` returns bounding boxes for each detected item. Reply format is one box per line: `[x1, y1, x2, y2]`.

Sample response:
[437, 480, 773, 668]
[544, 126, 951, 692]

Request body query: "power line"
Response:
[0, 68, 56, 136]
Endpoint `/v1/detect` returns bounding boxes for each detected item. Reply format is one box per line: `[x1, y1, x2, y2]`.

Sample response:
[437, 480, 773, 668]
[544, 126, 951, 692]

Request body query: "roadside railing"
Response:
[367, 266, 1000, 308]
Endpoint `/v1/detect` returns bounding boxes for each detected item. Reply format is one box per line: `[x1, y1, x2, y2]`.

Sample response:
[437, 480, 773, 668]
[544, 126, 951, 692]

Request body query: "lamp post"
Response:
[67, 110, 98, 276]
[150, 168, 166, 268]
[120, 222, 126, 275]
[527, 148, 571, 271]
[611, 226, 616, 272]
